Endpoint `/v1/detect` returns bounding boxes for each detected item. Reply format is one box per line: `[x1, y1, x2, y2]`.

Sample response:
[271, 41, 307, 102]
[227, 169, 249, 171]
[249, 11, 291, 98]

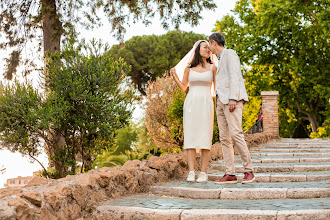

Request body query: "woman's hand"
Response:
[170, 68, 178, 80]
[171, 66, 189, 92]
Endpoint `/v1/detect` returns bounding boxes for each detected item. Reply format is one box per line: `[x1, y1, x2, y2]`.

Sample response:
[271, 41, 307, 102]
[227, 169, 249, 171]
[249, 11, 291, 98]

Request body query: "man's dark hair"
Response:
[208, 32, 225, 47]
[189, 41, 212, 68]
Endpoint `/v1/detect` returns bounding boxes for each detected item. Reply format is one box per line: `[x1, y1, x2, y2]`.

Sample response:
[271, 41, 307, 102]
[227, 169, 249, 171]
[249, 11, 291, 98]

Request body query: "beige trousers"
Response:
[216, 96, 253, 175]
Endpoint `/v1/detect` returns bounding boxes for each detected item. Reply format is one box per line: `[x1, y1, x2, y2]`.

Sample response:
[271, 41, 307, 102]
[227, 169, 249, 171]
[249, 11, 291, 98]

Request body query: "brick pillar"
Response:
[261, 91, 279, 137]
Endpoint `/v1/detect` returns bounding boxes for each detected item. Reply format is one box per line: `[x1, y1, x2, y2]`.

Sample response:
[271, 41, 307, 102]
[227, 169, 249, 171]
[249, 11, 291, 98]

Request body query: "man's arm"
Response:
[227, 50, 241, 101]
[227, 50, 242, 112]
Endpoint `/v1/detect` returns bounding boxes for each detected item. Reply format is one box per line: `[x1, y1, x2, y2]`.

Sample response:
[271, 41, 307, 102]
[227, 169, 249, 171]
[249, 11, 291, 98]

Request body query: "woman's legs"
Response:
[186, 149, 196, 171]
[200, 149, 211, 172]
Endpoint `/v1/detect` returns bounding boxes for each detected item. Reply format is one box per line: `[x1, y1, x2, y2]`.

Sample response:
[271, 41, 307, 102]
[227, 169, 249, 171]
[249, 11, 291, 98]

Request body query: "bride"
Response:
[170, 40, 217, 182]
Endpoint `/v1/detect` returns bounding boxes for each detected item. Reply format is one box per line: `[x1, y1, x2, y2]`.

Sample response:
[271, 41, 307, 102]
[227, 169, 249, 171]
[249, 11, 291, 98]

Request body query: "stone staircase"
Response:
[95, 138, 330, 219]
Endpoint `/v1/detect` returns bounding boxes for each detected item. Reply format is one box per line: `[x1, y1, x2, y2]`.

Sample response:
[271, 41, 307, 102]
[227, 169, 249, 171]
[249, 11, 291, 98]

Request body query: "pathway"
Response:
[95, 138, 330, 219]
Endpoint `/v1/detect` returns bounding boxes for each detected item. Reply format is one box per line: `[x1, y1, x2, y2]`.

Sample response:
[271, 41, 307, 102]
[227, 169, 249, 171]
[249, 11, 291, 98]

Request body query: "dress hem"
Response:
[184, 147, 211, 150]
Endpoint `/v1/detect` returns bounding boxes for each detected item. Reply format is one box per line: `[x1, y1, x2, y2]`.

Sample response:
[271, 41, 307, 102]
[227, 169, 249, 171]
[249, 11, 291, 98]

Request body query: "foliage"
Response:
[310, 118, 330, 138]
[242, 96, 262, 131]
[0, 0, 216, 79]
[133, 119, 160, 157]
[93, 150, 148, 168]
[43, 39, 136, 174]
[145, 75, 182, 151]
[113, 124, 138, 155]
[105, 31, 206, 95]
[145, 75, 221, 151]
[166, 88, 186, 146]
[0, 80, 49, 175]
[93, 151, 127, 168]
[213, 0, 330, 136]
[0, 39, 136, 178]
[92, 119, 163, 169]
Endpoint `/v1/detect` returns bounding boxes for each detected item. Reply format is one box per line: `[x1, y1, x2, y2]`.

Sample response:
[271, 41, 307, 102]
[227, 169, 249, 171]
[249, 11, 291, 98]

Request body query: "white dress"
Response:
[183, 65, 214, 150]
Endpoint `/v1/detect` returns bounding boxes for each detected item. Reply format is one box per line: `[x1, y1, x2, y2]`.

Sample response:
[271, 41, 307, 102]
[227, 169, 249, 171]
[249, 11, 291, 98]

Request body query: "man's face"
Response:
[208, 39, 216, 54]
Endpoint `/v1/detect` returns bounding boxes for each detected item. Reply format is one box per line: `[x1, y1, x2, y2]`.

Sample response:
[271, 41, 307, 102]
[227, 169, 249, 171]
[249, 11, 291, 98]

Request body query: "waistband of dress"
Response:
[189, 81, 212, 87]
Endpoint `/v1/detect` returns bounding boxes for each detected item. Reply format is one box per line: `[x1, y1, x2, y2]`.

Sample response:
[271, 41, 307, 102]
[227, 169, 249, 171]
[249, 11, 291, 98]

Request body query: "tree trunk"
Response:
[307, 113, 319, 133]
[42, 0, 66, 178]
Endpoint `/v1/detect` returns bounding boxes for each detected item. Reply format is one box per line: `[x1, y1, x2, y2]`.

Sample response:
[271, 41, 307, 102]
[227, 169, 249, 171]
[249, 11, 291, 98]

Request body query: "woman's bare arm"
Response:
[212, 64, 217, 95]
[170, 67, 190, 92]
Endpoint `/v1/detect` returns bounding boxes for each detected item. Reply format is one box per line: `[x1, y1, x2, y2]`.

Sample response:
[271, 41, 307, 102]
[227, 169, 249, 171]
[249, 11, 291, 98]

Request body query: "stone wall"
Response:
[0, 133, 275, 220]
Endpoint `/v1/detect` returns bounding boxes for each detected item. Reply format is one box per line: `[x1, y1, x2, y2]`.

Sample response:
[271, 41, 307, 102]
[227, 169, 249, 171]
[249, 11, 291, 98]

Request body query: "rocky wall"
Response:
[0, 132, 275, 220]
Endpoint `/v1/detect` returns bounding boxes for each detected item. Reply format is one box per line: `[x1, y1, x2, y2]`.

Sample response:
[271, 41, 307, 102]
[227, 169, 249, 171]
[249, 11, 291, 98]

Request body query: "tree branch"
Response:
[28, 151, 49, 178]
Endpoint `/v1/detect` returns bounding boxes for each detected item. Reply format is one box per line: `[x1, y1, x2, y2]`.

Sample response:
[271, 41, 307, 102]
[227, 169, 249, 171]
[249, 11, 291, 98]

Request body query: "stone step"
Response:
[246, 155, 330, 159]
[150, 180, 330, 200]
[96, 196, 330, 219]
[251, 148, 330, 152]
[275, 138, 330, 143]
[210, 162, 330, 172]
[260, 145, 330, 148]
[250, 152, 330, 157]
[206, 171, 330, 182]
[234, 157, 330, 163]
[266, 142, 330, 145]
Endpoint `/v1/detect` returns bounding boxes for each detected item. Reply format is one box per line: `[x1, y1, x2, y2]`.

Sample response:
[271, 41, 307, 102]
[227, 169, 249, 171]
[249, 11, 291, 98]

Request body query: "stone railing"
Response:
[261, 91, 279, 137]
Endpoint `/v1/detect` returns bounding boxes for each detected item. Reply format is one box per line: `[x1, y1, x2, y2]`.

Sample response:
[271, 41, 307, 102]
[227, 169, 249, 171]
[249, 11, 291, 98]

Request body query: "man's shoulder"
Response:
[226, 48, 237, 55]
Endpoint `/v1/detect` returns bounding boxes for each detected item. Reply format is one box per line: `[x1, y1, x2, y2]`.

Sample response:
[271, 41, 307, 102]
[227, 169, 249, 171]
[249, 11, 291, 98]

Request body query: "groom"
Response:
[208, 32, 255, 183]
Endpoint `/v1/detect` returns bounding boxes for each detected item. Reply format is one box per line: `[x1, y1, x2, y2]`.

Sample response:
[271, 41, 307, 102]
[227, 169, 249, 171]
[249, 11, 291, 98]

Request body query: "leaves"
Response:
[105, 31, 206, 95]
[0, 39, 136, 177]
[214, 0, 330, 136]
[0, 80, 44, 157]
[0, 0, 216, 79]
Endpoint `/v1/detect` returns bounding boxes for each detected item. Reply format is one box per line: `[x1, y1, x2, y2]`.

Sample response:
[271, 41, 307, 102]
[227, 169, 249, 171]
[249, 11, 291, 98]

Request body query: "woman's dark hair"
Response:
[189, 41, 212, 68]
[208, 32, 225, 47]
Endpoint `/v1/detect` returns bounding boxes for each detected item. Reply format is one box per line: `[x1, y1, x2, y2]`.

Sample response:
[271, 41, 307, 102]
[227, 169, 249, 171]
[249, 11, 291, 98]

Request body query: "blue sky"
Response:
[0, 0, 238, 188]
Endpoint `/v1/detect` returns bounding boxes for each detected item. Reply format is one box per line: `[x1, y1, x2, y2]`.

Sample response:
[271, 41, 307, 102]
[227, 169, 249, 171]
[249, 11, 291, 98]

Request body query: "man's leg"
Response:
[223, 101, 253, 172]
[216, 97, 235, 175]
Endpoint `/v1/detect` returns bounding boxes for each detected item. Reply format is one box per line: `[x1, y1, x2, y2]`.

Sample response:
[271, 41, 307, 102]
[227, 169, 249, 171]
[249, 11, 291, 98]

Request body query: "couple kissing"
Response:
[170, 32, 255, 184]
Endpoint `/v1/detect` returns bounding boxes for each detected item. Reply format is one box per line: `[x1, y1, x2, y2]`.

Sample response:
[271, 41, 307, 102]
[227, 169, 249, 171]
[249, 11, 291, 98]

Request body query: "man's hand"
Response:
[229, 100, 237, 112]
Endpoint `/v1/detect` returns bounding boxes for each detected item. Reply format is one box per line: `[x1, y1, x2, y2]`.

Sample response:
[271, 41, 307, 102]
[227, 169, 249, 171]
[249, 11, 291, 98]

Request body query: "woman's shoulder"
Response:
[184, 66, 191, 74]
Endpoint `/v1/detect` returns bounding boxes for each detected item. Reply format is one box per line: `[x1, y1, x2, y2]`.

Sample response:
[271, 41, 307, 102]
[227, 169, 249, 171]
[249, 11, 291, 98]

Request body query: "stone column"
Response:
[261, 91, 279, 137]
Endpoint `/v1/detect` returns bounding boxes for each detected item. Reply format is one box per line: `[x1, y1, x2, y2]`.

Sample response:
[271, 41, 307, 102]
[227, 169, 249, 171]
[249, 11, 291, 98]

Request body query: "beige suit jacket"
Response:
[216, 48, 249, 104]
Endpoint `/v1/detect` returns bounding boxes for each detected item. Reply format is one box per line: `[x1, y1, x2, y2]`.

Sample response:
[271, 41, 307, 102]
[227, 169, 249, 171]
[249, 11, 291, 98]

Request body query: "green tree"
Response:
[0, 0, 216, 80]
[242, 96, 262, 132]
[93, 150, 147, 168]
[214, 0, 329, 136]
[0, 81, 49, 175]
[0, 0, 216, 169]
[105, 31, 206, 95]
[310, 118, 330, 138]
[1, 1, 216, 173]
[113, 124, 138, 155]
[134, 120, 159, 157]
[0, 40, 136, 178]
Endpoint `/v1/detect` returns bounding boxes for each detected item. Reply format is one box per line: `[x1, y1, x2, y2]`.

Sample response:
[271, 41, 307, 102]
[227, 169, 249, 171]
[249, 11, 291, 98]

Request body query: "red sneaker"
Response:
[242, 172, 255, 183]
[214, 174, 238, 184]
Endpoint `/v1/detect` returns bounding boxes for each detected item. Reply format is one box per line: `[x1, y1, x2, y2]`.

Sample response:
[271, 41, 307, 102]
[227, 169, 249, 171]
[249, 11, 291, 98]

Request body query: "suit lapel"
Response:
[216, 48, 226, 75]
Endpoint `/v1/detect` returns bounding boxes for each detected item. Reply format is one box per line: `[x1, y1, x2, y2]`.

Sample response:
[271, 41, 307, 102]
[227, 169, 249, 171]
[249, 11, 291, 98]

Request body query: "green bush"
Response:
[310, 118, 330, 138]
